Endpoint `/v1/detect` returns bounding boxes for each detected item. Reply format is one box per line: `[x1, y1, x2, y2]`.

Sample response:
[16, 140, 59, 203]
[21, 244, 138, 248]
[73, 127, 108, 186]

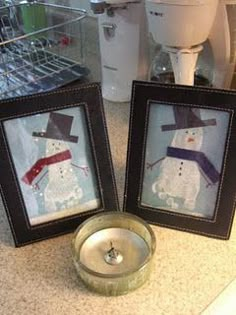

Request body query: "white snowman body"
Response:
[152, 127, 203, 210]
[44, 138, 83, 212]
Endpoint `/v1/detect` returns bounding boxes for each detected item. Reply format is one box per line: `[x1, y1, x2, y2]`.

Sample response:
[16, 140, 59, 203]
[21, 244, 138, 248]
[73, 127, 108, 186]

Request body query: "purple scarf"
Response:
[167, 146, 220, 184]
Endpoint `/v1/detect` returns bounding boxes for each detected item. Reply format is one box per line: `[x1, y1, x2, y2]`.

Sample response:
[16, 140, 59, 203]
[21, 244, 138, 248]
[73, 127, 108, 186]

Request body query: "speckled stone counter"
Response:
[0, 15, 236, 315]
[0, 97, 236, 315]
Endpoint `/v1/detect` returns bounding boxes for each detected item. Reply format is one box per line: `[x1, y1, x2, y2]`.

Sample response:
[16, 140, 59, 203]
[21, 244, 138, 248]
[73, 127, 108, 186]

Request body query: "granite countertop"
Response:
[0, 16, 236, 315]
[0, 97, 236, 315]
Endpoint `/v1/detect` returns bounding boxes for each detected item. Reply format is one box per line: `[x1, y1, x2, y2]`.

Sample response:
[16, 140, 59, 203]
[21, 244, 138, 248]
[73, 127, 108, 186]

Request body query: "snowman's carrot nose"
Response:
[187, 137, 194, 142]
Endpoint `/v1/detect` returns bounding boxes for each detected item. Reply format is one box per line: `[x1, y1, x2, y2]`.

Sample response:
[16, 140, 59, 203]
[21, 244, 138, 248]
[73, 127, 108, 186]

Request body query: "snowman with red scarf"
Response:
[22, 112, 88, 212]
[147, 107, 220, 211]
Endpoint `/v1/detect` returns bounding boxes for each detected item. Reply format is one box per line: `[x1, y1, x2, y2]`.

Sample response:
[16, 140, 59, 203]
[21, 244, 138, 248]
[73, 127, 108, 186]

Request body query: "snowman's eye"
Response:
[52, 143, 55, 146]
[192, 132, 195, 135]
[185, 131, 189, 134]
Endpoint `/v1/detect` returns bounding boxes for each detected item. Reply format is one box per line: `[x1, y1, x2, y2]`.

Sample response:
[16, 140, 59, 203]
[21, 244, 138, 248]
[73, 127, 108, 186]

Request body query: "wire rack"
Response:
[0, 1, 88, 99]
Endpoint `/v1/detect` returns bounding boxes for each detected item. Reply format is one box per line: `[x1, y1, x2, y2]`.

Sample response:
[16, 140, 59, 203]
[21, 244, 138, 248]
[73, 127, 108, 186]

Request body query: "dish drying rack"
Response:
[0, 1, 88, 100]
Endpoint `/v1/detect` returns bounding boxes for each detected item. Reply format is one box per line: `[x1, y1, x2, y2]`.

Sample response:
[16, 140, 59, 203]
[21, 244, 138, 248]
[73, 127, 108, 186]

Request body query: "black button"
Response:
[179, 173, 182, 176]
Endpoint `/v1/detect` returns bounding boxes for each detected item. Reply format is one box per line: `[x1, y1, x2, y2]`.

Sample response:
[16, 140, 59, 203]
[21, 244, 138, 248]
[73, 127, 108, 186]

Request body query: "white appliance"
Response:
[90, 0, 149, 102]
[209, 0, 236, 89]
[145, 0, 219, 86]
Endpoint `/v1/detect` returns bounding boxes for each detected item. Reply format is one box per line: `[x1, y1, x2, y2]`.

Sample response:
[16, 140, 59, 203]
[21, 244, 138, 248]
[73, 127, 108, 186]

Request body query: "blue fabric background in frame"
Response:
[3, 106, 101, 226]
[141, 103, 230, 219]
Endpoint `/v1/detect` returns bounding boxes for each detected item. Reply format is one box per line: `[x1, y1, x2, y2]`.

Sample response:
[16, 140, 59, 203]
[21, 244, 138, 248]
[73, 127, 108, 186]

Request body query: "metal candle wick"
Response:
[104, 241, 123, 265]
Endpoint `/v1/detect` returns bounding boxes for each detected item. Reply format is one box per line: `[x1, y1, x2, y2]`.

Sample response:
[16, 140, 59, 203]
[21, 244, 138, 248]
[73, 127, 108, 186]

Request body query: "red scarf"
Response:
[22, 150, 72, 185]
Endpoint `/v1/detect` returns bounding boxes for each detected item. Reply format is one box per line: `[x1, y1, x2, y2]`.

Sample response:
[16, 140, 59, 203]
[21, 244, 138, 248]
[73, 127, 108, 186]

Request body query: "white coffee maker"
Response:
[90, 0, 149, 102]
[145, 0, 219, 86]
[209, 0, 236, 89]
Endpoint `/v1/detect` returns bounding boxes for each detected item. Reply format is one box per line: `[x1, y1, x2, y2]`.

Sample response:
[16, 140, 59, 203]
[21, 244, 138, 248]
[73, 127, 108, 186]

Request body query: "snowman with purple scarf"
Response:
[147, 107, 220, 211]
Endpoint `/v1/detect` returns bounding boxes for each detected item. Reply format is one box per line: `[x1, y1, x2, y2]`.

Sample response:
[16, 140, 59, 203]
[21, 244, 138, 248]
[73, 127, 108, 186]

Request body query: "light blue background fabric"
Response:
[141, 103, 230, 219]
[4, 106, 101, 222]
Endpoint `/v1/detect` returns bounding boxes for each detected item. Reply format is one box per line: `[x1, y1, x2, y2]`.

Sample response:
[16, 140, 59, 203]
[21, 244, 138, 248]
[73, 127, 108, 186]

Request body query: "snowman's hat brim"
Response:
[161, 118, 216, 131]
[161, 107, 217, 131]
[32, 131, 78, 143]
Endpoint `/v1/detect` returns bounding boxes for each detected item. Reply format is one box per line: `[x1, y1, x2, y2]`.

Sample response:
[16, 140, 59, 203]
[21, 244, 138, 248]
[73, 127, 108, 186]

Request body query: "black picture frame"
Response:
[0, 83, 119, 246]
[124, 81, 236, 239]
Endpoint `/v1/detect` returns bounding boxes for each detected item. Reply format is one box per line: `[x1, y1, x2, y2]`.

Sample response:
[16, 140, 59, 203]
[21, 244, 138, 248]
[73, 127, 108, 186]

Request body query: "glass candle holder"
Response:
[72, 211, 156, 296]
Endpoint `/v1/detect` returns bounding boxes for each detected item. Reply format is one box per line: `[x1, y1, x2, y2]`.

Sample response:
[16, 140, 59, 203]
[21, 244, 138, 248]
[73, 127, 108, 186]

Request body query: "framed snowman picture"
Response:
[0, 84, 119, 246]
[124, 81, 236, 239]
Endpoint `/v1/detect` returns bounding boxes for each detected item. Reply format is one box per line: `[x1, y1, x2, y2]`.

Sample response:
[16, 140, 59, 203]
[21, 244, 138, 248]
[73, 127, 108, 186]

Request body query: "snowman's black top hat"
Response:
[161, 107, 217, 131]
[32, 112, 78, 143]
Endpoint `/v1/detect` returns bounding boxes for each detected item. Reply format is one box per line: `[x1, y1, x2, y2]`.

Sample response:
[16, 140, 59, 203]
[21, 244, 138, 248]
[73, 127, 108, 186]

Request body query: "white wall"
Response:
[51, 0, 95, 16]
[69, 0, 94, 16]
